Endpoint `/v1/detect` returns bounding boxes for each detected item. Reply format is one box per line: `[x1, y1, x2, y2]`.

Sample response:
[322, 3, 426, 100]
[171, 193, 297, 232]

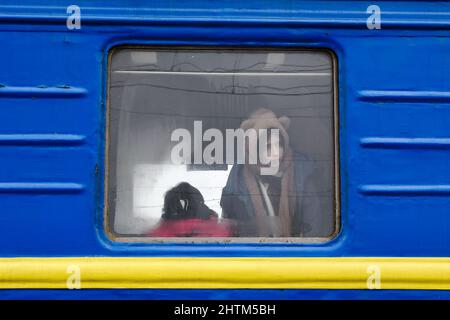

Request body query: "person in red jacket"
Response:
[147, 182, 232, 237]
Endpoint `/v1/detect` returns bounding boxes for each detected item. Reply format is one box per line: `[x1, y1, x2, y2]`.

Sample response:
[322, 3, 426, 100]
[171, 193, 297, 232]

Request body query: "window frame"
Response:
[103, 45, 341, 244]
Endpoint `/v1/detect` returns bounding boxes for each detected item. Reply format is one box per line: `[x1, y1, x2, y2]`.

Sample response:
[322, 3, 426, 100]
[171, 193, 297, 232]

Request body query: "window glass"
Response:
[107, 48, 337, 241]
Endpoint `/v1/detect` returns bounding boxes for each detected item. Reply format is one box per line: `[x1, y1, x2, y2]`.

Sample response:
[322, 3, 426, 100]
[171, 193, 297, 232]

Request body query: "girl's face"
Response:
[257, 129, 284, 175]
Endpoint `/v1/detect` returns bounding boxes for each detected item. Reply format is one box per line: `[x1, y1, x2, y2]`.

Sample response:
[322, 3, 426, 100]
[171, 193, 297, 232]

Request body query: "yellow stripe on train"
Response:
[0, 257, 449, 290]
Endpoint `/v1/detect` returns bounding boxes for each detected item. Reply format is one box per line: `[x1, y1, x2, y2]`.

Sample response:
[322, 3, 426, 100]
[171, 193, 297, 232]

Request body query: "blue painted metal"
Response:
[359, 185, 450, 196]
[358, 90, 450, 103]
[2, 289, 450, 300]
[0, 134, 86, 146]
[0, 0, 449, 299]
[0, 85, 87, 98]
[0, 183, 85, 194]
[360, 137, 450, 149]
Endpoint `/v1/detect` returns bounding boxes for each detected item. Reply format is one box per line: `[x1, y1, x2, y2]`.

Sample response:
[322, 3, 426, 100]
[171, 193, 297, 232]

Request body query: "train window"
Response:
[106, 47, 338, 242]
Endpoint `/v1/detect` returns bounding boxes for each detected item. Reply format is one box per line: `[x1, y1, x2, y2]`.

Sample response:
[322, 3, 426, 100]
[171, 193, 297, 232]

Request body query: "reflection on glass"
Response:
[107, 48, 336, 240]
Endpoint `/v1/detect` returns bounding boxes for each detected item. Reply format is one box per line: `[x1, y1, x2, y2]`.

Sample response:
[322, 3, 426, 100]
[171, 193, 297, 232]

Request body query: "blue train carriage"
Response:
[0, 0, 449, 300]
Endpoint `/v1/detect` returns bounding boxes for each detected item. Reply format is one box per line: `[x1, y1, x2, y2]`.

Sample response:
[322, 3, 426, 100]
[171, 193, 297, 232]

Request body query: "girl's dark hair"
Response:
[162, 182, 216, 220]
